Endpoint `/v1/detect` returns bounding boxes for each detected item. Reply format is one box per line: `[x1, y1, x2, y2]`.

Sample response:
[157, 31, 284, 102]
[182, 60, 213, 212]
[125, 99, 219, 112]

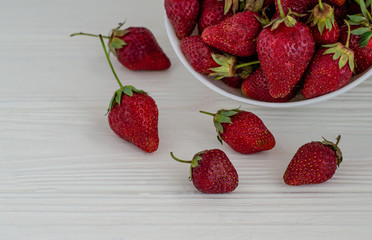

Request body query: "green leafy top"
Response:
[200, 108, 240, 144]
[223, 0, 265, 14]
[108, 22, 130, 56]
[170, 151, 205, 180]
[209, 54, 259, 80]
[322, 135, 343, 167]
[107, 86, 147, 114]
[347, 0, 372, 47]
[322, 20, 355, 72]
[265, 0, 305, 30]
[307, 2, 336, 35]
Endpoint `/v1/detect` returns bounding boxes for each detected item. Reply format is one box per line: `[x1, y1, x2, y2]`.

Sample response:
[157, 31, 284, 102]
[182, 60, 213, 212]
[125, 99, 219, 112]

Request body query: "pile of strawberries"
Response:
[69, 0, 363, 195]
[165, 0, 372, 101]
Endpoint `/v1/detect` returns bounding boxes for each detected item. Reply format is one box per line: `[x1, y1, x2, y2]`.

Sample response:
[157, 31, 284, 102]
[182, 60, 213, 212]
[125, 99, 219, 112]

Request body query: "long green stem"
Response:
[70, 32, 110, 38]
[199, 110, 215, 116]
[277, 0, 285, 18]
[236, 60, 260, 69]
[318, 0, 323, 10]
[99, 34, 123, 88]
[170, 152, 192, 164]
[345, 20, 351, 48]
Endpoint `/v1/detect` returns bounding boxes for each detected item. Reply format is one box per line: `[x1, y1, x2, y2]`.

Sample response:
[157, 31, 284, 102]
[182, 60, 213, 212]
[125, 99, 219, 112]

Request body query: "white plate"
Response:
[165, 16, 372, 108]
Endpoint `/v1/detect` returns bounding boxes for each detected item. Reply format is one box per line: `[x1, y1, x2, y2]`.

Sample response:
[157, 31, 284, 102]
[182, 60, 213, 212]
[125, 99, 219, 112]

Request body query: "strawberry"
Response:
[181, 36, 220, 74]
[200, 108, 275, 154]
[307, 1, 340, 45]
[198, 0, 233, 34]
[222, 76, 245, 88]
[99, 35, 159, 153]
[165, 0, 200, 39]
[71, 22, 171, 71]
[283, 135, 343, 185]
[332, 4, 347, 26]
[171, 149, 239, 193]
[275, 0, 318, 16]
[302, 45, 354, 98]
[241, 67, 297, 102]
[202, 11, 263, 57]
[325, 0, 345, 6]
[257, 0, 315, 98]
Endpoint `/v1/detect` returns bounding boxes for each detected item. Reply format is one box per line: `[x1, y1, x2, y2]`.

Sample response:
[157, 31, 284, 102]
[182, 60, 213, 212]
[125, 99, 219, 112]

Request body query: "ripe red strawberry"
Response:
[302, 46, 354, 99]
[241, 67, 297, 102]
[181, 35, 220, 74]
[302, 20, 355, 99]
[71, 22, 171, 71]
[200, 108, 275, 154]
[325, 0, 345, 6]
[257, 0, 315, 98]
[202, 11, 263, 57]
[283, 135, 343, 185]
[171, 149, 239, 193]
[165, 0, 200, 39]
[332, 4, 347, 26]
[198, 0, 233, 34]
[307, 1, 340, 45]
[339, 23, 372, 74]
[99, 35, 159, 153]
[275, 0, 318, 16]
[222, 76, 245, 88]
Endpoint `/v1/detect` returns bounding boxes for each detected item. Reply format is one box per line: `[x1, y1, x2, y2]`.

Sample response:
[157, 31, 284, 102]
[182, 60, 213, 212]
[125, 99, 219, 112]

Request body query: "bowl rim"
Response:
[164, 15, 372, 108]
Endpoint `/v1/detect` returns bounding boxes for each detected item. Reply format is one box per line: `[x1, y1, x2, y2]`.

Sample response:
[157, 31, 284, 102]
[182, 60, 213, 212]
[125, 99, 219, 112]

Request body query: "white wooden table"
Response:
[1, 0, 372, 239]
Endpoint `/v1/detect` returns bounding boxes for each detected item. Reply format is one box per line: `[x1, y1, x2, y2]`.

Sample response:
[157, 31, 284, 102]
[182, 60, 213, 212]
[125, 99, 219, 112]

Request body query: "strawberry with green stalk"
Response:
[71, 22, 170, 71]
[98, 35, 159, 153]
[339, 0, 372, 73]
[307, 0, 340, 45]
[302, 20, 355, 99]
[170, 149, 239, 194]
[256, 0, 315, 98]
[199, 108, 275, 154]
[283, 135, 343, 186]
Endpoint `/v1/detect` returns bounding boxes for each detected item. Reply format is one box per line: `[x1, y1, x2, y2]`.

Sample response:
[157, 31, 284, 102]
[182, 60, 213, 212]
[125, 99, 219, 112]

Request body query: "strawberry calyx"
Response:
[266, 0, 305, 30]
[322, 135, 343, 167]
[348, 14, 372, 47]
[107, 86, 147, 114]
[108, 21, 130, 57]
[224, 0, 244, 14]
[323, 20, 355, 71]
[170, 151, 204, 180]
[243, 0, 265, 12]
[307, 1, 336, 35]
[209, 54, 260, 79]
[200, 108, 240, 144]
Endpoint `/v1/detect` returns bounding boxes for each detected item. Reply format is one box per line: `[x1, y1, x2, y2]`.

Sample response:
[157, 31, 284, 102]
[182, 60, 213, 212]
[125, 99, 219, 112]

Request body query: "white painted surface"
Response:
[0, 1, 371, 239]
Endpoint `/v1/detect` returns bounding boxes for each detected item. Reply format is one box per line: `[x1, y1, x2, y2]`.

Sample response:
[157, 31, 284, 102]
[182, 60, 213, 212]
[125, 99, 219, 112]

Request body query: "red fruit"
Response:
[108, 87, 159, 153]
[307, 2, 340, 45]
[200, 108, 275, 154]
[332, 4, 347, 26]
[256, 6, 315, 98]
[202, 11, 263, 57]
[98, 35, 159, 153]
[302, 46, 353, 99]
[165, 0, 200, 39]
[222, 76, 245, 88]
[283, 135, 343, 185]
[171, 149, 239, 194]
[181, 36, 220, 74]
[326, 0, 345, 6]
[339, 25, 372, 74]
[71, 23, 171, 71]
[198, 0, 233, 34]
[275, 0, 318, 16]
[241, 67, 297, 102]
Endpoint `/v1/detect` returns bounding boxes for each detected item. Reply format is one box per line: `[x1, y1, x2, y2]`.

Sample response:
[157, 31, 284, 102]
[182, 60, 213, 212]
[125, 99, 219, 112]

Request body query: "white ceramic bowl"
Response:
[164, 16, 372, 108]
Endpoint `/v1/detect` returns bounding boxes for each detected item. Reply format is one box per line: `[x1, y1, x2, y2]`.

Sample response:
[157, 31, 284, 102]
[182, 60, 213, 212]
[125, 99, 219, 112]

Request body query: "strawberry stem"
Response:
[345, 20, 351, 48]
[277, 0, 286, 19]
[199, 110, 216, 116]
[318, 0, 323, 11]
[236, 60, 260, 69]
[70, 32, 111, 38]
[335, 135, 341, 146]
[99, 34, 123, 88]
[170, 152, 192, 164]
